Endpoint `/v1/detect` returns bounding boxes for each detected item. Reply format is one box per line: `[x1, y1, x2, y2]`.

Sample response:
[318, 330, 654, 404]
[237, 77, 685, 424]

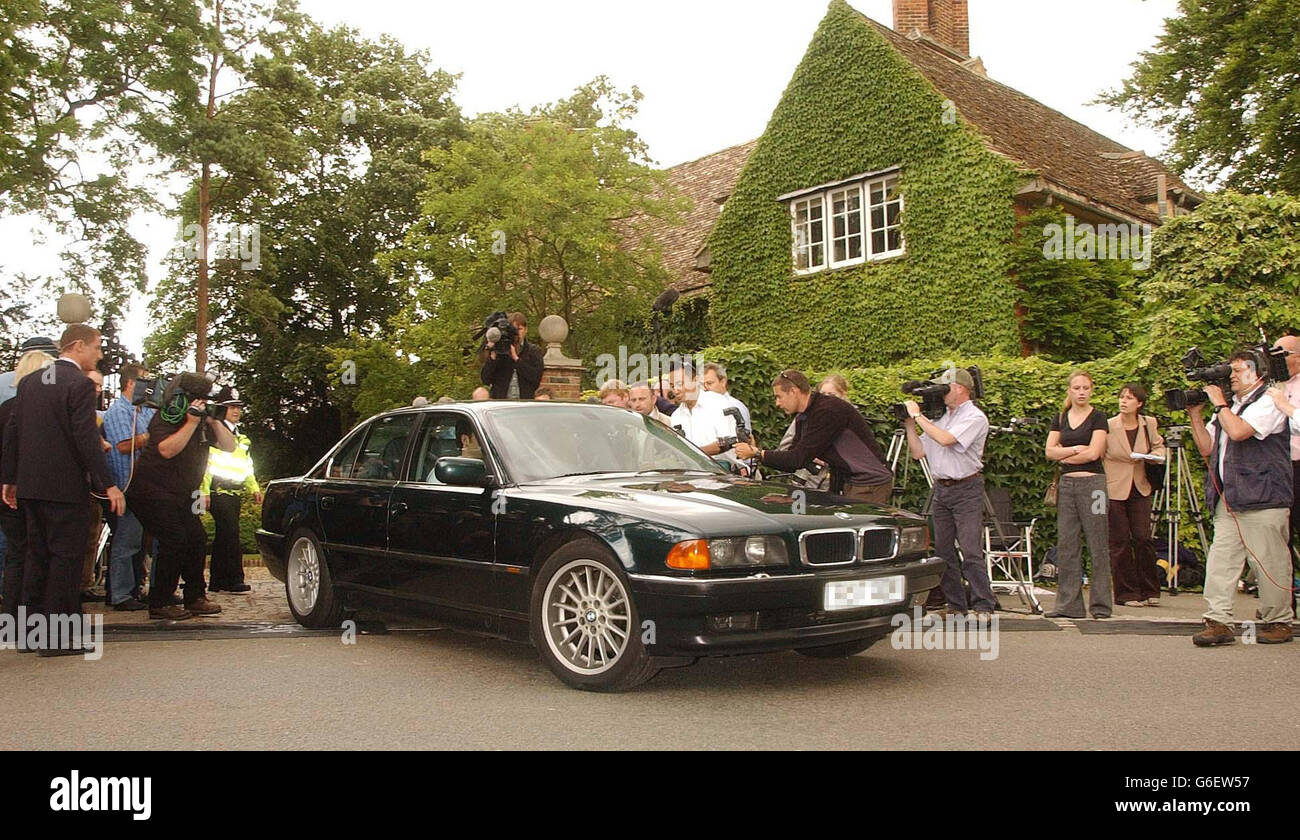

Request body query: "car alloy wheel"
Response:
[284, 530, 347, 629]
[287, 535, 321, 615]
[543, 558, 632, 675]
[530, 539, 659, 691]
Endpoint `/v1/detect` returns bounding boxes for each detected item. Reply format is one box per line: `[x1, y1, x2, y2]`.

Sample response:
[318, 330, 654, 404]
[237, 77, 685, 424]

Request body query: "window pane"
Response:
[872, 230, 885, 254]
[329, 426, 367, 479]
[353, 414, 416, 481]
[887, 203, 900, 226]
[871, 207, 885, 229]
[887, 229, 902, 253]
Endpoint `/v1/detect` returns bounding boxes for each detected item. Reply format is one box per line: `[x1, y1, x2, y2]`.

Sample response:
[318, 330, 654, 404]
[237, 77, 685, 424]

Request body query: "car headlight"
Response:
[708, 536, 788, 569]
[897, 525, 930, 556]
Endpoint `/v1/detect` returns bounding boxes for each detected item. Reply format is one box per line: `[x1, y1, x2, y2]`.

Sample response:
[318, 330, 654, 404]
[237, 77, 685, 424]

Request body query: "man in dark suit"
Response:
[1, 324, 124, 656]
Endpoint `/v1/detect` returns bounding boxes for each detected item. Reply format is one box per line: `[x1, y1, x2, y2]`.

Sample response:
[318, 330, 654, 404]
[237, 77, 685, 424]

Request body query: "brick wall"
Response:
[893, 0, 969, 56]
[541, 368, 582, 401]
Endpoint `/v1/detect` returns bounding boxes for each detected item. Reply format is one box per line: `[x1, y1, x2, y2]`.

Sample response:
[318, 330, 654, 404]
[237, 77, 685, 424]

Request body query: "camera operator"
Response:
[902, 368, 993, 616]
[127, 379, 236, 621]
[1188, 351, 1293, 645]
[736, 369, 892, 503]
[480, 312, 543, 399]
[667, 364, 741, 470]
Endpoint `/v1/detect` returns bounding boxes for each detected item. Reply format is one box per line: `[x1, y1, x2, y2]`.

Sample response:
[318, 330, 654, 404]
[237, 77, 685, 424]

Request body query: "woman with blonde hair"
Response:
[818, 375, 849, 400]
[1044, 370, 1111, 619]
[0, 349, 55, 624]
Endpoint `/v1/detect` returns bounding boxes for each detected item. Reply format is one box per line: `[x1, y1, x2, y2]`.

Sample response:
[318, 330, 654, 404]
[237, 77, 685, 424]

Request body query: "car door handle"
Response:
[391, 501, 409, 516]
[320, 496, 335, 509]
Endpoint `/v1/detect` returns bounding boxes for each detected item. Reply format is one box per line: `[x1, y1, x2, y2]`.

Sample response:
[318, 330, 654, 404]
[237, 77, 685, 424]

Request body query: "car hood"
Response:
[512, 473, 923, 536]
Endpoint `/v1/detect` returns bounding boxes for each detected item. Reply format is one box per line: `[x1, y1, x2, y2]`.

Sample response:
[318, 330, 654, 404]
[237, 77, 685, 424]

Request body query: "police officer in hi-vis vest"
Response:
[201, 387, 261, 593]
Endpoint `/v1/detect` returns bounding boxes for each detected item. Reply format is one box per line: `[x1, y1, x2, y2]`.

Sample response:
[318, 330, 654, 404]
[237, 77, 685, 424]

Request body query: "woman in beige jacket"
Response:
[1103, 384, 1167, 606]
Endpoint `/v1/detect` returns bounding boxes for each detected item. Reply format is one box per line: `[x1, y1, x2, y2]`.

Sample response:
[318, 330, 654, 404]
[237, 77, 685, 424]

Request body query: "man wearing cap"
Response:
[200, 388, 261, 593]
[903, 367, 994, 617]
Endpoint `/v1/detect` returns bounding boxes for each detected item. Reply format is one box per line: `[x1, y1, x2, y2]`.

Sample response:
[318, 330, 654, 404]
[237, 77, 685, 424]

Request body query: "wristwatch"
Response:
[1212, 404, 1227, 415]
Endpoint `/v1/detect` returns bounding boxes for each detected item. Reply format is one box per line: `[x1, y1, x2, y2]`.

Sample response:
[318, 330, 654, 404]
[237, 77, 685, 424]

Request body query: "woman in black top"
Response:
[1044, 370, 1111, 618]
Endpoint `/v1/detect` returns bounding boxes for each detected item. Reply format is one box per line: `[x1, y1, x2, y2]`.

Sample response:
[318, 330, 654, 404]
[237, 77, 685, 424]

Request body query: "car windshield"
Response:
[482, 404, 725, 483]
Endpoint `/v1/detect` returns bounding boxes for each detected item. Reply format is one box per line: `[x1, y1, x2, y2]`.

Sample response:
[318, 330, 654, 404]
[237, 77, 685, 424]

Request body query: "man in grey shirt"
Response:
[903, 368, 993, 617]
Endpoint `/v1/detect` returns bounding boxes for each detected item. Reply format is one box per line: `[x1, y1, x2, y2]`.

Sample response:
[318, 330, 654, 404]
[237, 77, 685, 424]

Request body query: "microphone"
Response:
[485, 326, 501, 347]
[651, 288, 680, 313]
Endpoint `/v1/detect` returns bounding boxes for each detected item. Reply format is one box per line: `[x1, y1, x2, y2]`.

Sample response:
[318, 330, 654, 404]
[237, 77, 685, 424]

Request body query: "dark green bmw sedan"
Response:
[256, 401, 943, 691]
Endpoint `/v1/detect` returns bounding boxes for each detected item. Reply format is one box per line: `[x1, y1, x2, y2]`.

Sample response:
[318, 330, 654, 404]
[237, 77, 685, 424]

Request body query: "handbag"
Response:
[1141, 418, 1166, 488]
[1044, 474, 1059, 507]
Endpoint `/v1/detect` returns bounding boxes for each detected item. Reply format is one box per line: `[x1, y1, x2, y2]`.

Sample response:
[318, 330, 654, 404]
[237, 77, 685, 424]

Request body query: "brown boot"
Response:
[1257, 622, 1293, 644]
[1192, 619, 1235, 647]
[184, 597, 222, 616]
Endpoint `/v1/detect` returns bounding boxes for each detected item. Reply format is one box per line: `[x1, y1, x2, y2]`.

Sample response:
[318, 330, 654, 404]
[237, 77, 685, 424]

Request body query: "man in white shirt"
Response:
[700, 363, 752, 441]
[668, 365, 739, 468]
[1189, 351, 1293, 646]
[1266, 335, 1300, 555]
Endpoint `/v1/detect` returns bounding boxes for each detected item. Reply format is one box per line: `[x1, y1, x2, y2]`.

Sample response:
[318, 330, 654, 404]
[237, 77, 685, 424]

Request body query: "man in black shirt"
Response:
[480, 312, 544, 399]
[735, 369, 893, 503]
[128, 387, 235, 620]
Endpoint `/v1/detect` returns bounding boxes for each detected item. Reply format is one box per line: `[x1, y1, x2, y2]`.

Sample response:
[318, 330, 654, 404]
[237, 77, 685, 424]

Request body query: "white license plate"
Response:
[824, 576, 906, 611]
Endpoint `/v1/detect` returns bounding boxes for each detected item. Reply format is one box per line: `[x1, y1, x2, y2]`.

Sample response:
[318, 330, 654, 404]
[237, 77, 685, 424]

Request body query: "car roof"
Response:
[376, 400, 623, 419]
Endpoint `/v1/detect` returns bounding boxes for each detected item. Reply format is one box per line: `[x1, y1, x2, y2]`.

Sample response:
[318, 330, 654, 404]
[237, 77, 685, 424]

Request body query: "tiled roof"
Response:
[636, 139, 757, 293]
[641, 9, 1197, 291]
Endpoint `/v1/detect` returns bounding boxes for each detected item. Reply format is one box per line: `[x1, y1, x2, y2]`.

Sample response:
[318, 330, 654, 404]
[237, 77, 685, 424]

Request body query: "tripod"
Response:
[1149, 425, 1210, 594]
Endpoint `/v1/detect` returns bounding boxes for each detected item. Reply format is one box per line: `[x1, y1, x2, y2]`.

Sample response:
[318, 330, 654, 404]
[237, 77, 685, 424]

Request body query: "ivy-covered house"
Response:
[642, 0, 1201, 369]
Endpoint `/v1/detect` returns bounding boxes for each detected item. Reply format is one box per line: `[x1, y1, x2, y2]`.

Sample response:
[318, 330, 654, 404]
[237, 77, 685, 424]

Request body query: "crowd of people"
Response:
[0, 326, 265, 654]
[4, 309, 1298, 654]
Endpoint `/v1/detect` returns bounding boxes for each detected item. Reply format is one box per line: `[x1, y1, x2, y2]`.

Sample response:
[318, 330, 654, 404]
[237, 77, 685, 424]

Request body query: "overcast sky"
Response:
[5, 0, 1182, 354]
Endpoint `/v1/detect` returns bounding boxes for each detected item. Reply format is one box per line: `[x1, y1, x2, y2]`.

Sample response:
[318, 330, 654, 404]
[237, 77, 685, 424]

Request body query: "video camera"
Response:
[890, 365, 984, 422]
[722, 406, 750, 444]
[132, 371, 227, 422]
[475, 311, 519, 355]
[1164, 344, 1289, 411]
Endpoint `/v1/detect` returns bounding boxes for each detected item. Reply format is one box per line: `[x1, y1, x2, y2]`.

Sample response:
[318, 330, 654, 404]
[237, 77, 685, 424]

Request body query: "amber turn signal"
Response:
[666, 539, 711, 570]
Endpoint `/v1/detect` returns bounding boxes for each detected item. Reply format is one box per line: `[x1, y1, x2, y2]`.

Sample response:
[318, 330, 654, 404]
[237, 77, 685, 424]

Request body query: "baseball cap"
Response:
[931, 368, 974, 389]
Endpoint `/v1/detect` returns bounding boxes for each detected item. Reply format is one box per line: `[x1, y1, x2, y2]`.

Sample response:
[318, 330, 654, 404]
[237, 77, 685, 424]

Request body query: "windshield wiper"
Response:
[633, 468, 714, 476]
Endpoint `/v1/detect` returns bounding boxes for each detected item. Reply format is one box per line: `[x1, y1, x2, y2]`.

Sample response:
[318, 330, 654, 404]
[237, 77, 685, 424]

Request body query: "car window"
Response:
[351, 413, 416, 481]
[406, 413, 484, 484]
[328, 424, 368, 479]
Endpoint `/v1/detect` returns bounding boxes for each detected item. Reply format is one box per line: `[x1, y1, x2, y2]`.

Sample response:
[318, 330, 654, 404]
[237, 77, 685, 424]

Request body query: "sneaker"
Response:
[1043, 610, 1085, 619]
[927, 606, 967, 618]
[1122, 600, 1146, 608]
[1146, 597, 1161, 606]
[184, 597, 221, 616]
[1193, 619, 1235, 647]
[1091, 612, 1111, 619]
[149, 605, 193, 621]
[1257, 622, 1294, 644]
[112, 597, 148, 611]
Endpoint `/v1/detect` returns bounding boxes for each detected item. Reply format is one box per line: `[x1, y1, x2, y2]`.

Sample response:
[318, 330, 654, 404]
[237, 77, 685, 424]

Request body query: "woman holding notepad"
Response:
[1104, 384, 1167, 607]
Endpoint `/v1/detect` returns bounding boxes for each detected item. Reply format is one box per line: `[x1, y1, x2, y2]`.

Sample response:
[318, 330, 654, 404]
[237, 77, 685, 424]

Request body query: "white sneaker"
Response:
[1122, 600, 1146, 607]
[1146, 597, 1161, 606]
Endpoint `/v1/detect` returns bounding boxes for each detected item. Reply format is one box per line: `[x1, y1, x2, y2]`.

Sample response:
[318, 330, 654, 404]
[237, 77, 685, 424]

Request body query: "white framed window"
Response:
[791, 195, 825, 273]
[784, 171, 904, 274]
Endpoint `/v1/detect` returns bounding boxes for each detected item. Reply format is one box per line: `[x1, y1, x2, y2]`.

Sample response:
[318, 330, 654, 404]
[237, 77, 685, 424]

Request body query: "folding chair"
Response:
[983, 485, 1041, 613]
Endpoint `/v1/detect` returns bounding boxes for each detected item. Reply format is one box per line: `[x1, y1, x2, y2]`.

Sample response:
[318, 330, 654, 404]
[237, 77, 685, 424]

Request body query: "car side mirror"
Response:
[434, 457, 491, 487]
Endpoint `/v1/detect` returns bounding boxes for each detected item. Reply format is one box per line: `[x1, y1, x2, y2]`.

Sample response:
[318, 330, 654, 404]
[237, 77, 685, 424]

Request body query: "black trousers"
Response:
[0, 506, 28, 622]
[22, 499, 89, 647]
[1291, 461, 1300, 551]
[128, 494, 208, 607]
[209, 493, 245, 587]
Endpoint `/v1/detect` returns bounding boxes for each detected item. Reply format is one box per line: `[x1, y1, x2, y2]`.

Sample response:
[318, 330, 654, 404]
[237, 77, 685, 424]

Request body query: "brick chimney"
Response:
[893, 0, 970, 57]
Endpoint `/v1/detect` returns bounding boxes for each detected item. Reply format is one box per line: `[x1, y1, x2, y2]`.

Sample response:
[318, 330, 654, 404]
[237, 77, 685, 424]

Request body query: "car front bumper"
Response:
[627, 555, 944, 656]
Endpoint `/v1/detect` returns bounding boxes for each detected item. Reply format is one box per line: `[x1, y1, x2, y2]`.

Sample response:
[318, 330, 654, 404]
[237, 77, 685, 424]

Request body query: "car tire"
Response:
[284, 529, 348, 629]
[530, 539, 658, 692]
[794, 636, 880, 658]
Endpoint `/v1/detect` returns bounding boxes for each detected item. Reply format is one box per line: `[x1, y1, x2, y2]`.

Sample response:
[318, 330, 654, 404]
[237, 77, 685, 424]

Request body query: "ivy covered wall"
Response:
[707, 0, 1024, 369]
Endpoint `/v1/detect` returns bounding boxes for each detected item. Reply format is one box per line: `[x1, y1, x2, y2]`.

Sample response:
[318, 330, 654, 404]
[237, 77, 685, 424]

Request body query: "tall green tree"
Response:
[374, 77, 685, 408]
[0, 0, 202, 319]
[1101, 0, 1300, 193]
[146, 17, 464, 476]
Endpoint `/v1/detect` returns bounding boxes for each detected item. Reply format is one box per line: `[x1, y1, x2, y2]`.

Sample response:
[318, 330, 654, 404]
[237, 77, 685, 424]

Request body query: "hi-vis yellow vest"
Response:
[201, 431, 260, 495]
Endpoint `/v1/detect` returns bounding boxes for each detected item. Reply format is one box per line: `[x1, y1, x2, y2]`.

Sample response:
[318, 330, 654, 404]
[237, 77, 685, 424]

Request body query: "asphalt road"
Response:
[3, 620, 1297, 750]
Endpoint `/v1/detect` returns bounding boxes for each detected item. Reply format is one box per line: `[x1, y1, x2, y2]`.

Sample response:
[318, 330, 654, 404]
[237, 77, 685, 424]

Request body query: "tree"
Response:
[1100, 0, 1300, 194]
[1136, 190, 1300, 378]
[1009, 206, 1141, 362]
[374, 77, 685, 407]
[0, 0, 203, 320]
[145, 17, 464, 476]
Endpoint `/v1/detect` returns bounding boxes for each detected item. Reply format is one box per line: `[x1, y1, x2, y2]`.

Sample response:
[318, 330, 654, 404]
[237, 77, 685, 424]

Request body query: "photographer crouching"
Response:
[735, 369, 892, 503]
[1183, 350, 1293, 645]
[127, 374, 236, 621]
[902, 367, 994, 617]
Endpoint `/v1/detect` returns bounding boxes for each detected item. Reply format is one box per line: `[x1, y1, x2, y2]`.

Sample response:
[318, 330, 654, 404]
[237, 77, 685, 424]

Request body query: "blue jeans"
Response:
[108, 507, 145, 605]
